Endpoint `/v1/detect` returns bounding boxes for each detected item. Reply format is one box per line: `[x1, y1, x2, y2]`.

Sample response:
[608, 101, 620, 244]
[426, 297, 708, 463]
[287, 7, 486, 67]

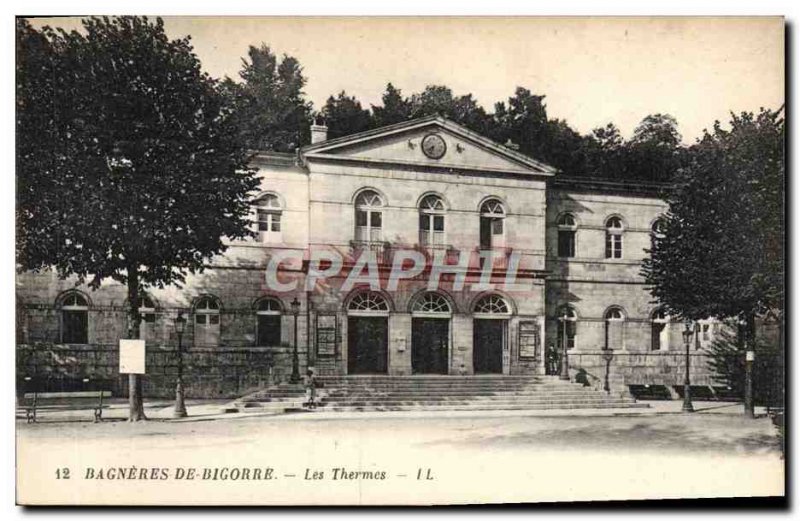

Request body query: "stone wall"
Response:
[17, 343, 308, 399]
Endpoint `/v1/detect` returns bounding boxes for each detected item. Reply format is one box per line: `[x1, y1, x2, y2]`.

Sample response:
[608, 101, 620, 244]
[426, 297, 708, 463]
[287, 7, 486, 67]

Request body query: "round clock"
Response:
[421, 133, 447, 159]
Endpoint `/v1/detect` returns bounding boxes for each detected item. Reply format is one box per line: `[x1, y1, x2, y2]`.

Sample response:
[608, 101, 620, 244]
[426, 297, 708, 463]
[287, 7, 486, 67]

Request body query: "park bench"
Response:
[22, 390, 112, 423]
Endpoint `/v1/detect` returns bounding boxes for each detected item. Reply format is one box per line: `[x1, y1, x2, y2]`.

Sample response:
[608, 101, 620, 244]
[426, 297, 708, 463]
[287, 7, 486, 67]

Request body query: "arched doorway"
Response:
[410, 292, 452, 374]
[472, 294, 511, 374]
[346, 291, 390, 374]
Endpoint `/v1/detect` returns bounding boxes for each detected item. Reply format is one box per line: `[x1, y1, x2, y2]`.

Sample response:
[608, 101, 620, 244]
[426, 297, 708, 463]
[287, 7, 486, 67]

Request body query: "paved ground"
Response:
[16, 400, 784, 505]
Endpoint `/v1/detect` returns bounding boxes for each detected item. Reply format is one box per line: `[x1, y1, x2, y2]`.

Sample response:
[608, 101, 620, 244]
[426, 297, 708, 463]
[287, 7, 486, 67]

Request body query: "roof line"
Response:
[301, 115, 557, 174]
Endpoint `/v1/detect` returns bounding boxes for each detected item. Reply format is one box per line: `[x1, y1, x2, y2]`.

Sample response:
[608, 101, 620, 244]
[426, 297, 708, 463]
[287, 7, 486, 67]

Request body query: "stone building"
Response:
[16, 116, 720, 398]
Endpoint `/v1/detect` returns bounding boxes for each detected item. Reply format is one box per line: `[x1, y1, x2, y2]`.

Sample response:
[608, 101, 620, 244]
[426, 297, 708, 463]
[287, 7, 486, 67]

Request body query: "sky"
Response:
[28, 16, 784, 143]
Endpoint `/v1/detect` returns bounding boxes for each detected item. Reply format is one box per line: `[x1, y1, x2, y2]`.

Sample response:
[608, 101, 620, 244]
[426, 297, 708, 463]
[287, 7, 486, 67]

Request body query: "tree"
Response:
[583, 123, 626, 179]
[492, 87, 589, 174]
[321, 91, 373, 140]
[16, 17, 259, 420]
[642, 108, 785, 412]
[408, 85, 492, 135]
[624, 113, 685, 182]
[225, 44, 313, 151]
[705, 321, 783, 408]
[371, 83, 412, 128]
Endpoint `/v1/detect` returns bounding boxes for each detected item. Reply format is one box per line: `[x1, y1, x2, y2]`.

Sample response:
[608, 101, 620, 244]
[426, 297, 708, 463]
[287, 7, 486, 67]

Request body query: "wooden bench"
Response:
[23, 390, 112, 423]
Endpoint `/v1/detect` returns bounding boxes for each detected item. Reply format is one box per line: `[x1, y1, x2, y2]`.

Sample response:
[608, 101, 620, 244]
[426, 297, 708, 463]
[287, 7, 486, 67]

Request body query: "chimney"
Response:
[311, 116, 328, 144]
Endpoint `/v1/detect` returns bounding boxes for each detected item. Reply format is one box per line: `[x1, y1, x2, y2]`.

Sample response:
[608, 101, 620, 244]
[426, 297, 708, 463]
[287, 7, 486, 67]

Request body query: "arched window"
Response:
[557, 213, 577, 258]
[651, 218, 667, 237]
[419, 194, 446, 247]
[604, 306, 626, 350]
[194, 295, 221, 347]
[60, 292, 88, 344]
[473, 294, 511, 315]
[480, 198, 506, 250]
[355, 190, 384, 242]
[255, 193, 282, 243]
[605, 216, 624, 259]
[256, 297, 283, 347]
[651, 308, 670, 351]
[651, 217, 667, 250]
[556, 305, 577, 350]
[411, 292, 452, 315]
[347, 291, 390, 315]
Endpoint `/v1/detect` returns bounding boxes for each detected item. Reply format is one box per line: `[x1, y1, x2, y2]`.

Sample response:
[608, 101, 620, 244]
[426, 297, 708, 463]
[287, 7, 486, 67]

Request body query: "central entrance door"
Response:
[473, 319, 504, 374]
[412, 318, 449, 374]
[347, 316, 388, 374]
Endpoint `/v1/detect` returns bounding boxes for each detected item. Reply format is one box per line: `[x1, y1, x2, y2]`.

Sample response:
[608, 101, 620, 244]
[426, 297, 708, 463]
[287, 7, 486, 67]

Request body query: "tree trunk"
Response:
[127, 268, 147, 421]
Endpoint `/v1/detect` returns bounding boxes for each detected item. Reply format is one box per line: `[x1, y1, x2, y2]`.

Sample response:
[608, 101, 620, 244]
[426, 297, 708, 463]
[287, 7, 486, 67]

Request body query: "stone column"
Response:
[451, 314, 474, 375]
[388, 313, 412, 376]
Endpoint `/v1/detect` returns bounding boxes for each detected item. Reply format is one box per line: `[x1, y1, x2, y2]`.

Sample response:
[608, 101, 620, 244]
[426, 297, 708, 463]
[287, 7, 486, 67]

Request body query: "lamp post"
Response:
[559, 312, 570, 381]
[602, 348, 614, 394]
[173, 311, 188, 418]
[681, 319, 695, 413]
[744, 349, 755, 418]
[290, 297, 301, 384]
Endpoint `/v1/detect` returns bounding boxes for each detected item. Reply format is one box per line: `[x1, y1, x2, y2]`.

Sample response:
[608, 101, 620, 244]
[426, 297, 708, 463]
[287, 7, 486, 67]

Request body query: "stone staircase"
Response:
[227, 375, 648, 414]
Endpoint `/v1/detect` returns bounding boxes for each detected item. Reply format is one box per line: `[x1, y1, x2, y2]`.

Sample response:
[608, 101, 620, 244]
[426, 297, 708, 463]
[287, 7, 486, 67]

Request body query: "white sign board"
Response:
[119, 339, 146, 374]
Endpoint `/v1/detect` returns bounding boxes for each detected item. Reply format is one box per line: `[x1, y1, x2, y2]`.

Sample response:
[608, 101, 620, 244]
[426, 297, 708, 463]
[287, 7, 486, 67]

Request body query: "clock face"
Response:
[421, 134, 447, 159]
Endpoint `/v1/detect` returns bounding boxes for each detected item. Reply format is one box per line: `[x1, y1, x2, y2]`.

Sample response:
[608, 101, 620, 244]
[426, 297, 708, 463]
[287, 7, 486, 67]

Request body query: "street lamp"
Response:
[290, 297, 301, 384]
[681, 319, 695, 413]
[601, 347, 614, 394]
[173, 311, 188, 418]
[559, 311, 570, 381]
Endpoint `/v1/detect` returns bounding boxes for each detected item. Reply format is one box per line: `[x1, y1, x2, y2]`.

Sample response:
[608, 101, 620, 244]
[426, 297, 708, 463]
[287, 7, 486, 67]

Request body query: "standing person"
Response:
[546, 343, 559, 375]
[303, 369, 317, 409]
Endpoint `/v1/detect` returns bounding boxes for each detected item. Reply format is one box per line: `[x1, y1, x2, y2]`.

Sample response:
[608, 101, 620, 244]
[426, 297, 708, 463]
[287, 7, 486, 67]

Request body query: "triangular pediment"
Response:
[301, 116, 557, 176]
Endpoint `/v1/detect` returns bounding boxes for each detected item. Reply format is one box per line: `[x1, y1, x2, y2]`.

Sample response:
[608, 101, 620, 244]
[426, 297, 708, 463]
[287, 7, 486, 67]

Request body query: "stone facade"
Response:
[16, 116, 722, 398]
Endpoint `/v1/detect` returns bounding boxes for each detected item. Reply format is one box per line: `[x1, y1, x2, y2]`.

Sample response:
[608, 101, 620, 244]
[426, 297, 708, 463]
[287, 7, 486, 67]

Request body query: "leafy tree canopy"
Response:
[641, 108, 785, 322]
[371, 83, 412, 128]
[224, 44, 313, 152]
[16, 16, 259, 292]
[321, 91, 374, 140]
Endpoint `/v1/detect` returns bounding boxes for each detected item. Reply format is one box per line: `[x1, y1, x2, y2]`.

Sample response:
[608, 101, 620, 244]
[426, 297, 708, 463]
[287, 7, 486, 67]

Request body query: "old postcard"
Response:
[14, 15, 785, 505]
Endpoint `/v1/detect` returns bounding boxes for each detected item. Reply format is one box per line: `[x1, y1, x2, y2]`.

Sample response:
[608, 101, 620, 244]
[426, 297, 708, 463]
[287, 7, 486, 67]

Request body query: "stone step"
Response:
[316, 402, 650, 412]
[232, 375, 645, 414]
[318, 393, 620, 402]
[318, 398, 638, 407]
[315, 382, 560, 387]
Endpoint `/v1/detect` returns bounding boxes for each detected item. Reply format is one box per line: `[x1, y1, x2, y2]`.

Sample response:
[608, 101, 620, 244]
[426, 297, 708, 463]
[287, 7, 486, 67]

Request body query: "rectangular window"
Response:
[651, 322, 665, 351]
[357, 210, 382, 242]
[558, 230, 575, 258]
[257, 210, 271, 231]
[194, 314, 220, 347]
[257, 315, 282, 346]
[557, 321, 576, 350]
[480, 217, 491, 249]
[62, 310, 88, 344]
[606, 234, 622, 259]
[258, 211, 282, 243]
[606, 322, 624, 349]
[491, 218, 503, 235]
[420, 215, 445, 246]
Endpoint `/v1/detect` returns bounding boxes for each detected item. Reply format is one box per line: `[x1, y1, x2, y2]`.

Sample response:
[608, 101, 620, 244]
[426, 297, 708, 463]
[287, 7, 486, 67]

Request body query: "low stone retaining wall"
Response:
[16, 343, 309, 399]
